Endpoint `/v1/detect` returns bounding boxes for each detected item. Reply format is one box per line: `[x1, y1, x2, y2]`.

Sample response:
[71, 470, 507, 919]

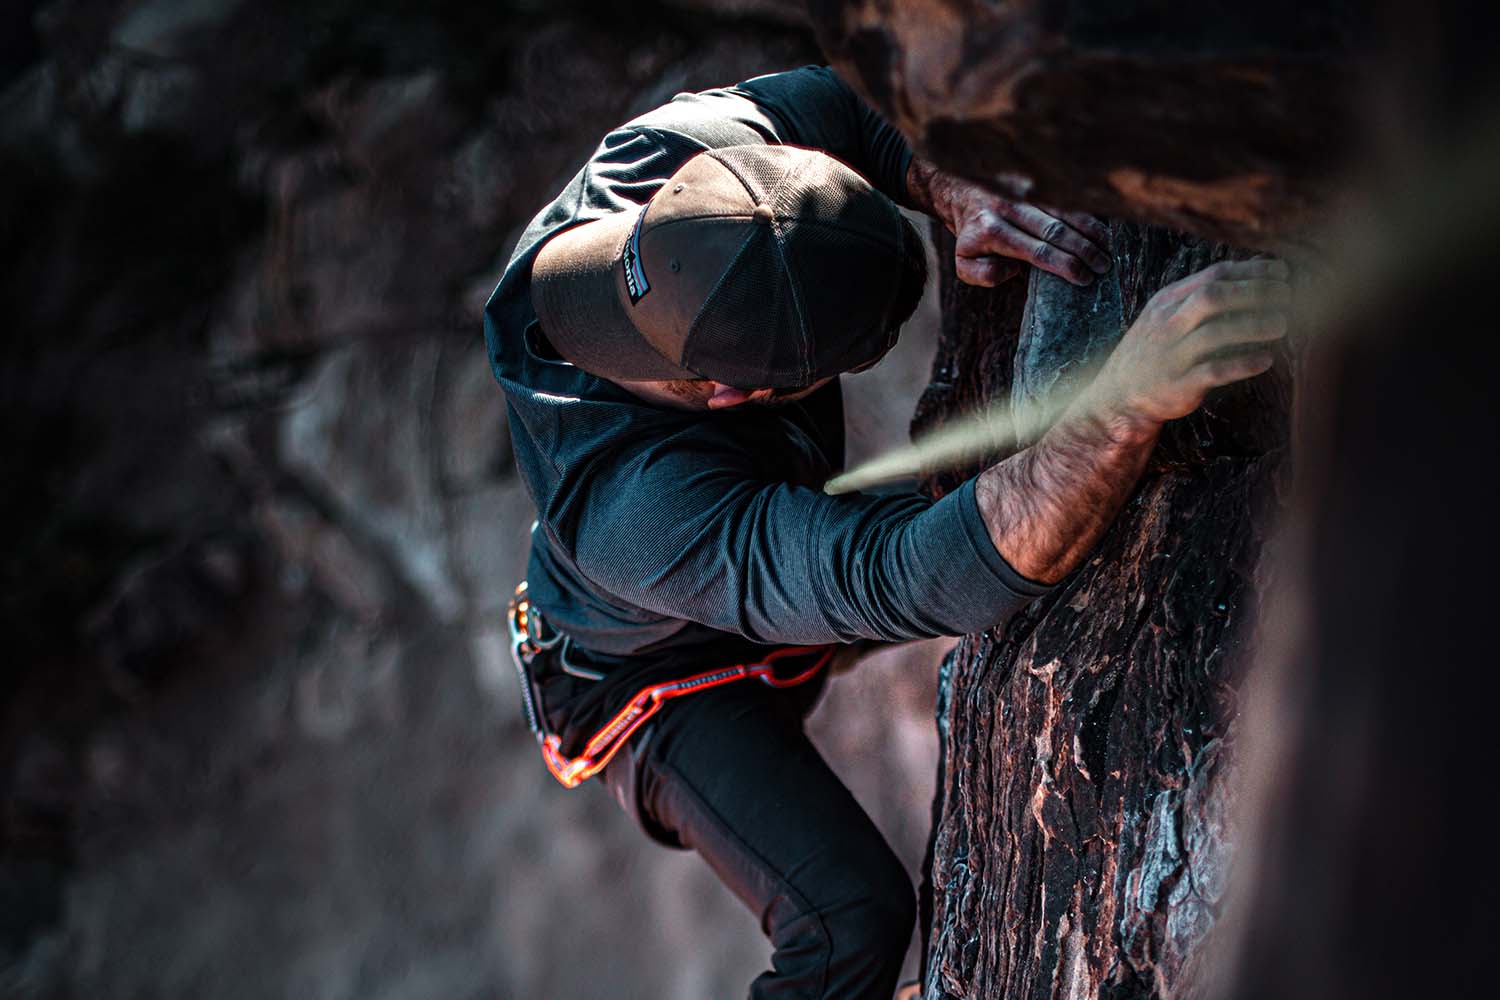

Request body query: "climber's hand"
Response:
[909, 158, 1111, 287]
[947, 187, 1112, 288]
[1083, 258, 1291, 437]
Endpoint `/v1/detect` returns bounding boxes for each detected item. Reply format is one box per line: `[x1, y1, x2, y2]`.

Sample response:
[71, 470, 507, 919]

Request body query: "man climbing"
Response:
[484, 66, 1289, 1000]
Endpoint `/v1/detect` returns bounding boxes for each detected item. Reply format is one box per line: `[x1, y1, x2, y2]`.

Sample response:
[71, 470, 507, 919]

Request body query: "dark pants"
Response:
[601, 676, 915, 1000]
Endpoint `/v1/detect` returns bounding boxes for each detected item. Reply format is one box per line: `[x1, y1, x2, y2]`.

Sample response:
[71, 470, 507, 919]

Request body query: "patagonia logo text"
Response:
[623, 207, 650, 304]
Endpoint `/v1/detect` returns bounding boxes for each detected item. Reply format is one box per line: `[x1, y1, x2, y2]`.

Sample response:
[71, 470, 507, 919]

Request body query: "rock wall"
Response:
[804, 3, 1359, 997]
[913, 224, 1288, 1000]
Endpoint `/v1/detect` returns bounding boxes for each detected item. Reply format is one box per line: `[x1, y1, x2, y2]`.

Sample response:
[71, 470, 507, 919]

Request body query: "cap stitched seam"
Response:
[760, 158, 813, 383]
[773, 220, 814, 384]
[683, 225, 765, 374]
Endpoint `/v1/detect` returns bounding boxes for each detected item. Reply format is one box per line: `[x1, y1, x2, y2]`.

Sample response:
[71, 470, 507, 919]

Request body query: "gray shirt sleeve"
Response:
[559, 430, 1047, 645]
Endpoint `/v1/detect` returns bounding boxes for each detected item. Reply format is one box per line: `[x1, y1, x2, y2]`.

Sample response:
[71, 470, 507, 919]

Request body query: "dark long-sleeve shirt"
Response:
[483, 66, 1049, 749]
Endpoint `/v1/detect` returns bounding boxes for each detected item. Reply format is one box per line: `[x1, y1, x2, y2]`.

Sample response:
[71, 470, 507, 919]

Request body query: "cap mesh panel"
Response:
[708, 146, 797, 204]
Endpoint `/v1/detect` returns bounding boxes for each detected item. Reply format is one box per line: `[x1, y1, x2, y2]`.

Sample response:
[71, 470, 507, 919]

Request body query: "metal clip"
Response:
[506, 583, 551, 741]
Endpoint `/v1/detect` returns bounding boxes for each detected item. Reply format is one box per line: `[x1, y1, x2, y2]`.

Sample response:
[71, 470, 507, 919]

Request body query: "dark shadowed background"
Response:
[0, 2, 952, 997]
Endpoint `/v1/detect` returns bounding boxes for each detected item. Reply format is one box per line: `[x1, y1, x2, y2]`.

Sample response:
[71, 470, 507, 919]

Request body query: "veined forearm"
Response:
[973, 257, 1294, 584]
[975, 402, 1159, 584]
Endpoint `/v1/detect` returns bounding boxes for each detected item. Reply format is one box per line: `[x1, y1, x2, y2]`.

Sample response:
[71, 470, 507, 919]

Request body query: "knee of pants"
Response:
[829, 878, 917, 958]
[778, 861, 916, 962]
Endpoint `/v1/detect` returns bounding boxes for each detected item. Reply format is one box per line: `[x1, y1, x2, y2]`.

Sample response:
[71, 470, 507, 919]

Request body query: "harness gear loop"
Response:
[508, 582, 551, 740]
[506, 582, 833, 790]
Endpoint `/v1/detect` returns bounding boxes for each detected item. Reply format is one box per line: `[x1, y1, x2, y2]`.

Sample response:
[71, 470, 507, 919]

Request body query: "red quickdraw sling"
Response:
[507, 582, 833, 790]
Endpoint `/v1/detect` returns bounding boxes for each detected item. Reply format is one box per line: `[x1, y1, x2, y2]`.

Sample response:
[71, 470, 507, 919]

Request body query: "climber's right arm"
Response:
[975, 258, 1292, 583]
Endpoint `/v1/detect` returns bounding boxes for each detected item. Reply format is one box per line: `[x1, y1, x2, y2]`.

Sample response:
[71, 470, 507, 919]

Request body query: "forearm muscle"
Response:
[975, 404, 1158, 584]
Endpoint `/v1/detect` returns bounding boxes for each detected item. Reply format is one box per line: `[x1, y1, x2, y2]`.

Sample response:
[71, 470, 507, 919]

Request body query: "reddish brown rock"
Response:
[810, 0, 1364, 245]
[914, 220, 1289, 999]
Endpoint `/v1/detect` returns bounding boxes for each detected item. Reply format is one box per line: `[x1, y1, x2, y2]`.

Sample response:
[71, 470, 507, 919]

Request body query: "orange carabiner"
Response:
[539, 645, 835, 789]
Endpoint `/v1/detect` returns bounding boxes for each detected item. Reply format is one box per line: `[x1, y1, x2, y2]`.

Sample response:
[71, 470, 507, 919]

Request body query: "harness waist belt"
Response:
[506, 582, 833, 789]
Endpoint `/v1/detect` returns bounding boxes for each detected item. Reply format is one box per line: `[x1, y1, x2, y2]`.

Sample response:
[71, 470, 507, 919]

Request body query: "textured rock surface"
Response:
[809, 0, 1364, 245]
[914, 218, 1293, 999]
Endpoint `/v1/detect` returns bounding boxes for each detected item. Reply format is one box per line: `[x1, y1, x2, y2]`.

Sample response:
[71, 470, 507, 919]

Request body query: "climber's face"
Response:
[610, 375, 839, 412]
[609, 332, 904, 411]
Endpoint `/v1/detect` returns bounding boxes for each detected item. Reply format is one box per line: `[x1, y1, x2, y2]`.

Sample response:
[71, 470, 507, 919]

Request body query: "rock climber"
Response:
[483, 65, 1290, 1000]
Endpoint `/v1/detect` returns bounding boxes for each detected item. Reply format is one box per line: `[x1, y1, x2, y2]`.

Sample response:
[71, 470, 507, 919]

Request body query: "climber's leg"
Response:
[611, 681, 915, 1000]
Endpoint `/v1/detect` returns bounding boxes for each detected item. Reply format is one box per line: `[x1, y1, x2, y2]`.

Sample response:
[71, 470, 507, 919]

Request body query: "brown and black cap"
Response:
[530, 144, 910, 390]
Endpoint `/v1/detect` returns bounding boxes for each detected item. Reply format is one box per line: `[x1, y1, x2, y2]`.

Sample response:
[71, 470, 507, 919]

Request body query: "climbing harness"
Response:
[507, 581, 833, 789]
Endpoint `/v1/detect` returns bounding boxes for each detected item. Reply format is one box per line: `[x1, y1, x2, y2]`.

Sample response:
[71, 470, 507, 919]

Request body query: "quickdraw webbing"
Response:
[507, 582, 833, 790]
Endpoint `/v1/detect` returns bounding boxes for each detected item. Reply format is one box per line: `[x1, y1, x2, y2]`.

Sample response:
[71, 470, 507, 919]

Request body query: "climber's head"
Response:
[530, 144, 927, 410]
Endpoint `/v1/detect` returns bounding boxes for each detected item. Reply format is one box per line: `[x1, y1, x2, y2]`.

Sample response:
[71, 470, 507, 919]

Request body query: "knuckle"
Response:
[1183, 288, 1213, 318]
[1041, 219, 1067, 244]
[1161, 274, 1193, 297]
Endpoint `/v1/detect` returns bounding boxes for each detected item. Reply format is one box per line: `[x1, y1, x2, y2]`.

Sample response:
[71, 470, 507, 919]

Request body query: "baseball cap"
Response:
[530, 144, 910, 389]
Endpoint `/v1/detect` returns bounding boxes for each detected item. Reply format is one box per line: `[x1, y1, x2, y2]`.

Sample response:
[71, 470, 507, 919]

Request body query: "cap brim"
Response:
[530, 209, 700, 382]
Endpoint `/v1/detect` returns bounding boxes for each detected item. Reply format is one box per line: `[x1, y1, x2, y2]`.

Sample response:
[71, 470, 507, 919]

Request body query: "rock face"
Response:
[916, 222, 1289, 1000]
[809, 0, 1364, 245]
[807, 6, 1363, 997]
